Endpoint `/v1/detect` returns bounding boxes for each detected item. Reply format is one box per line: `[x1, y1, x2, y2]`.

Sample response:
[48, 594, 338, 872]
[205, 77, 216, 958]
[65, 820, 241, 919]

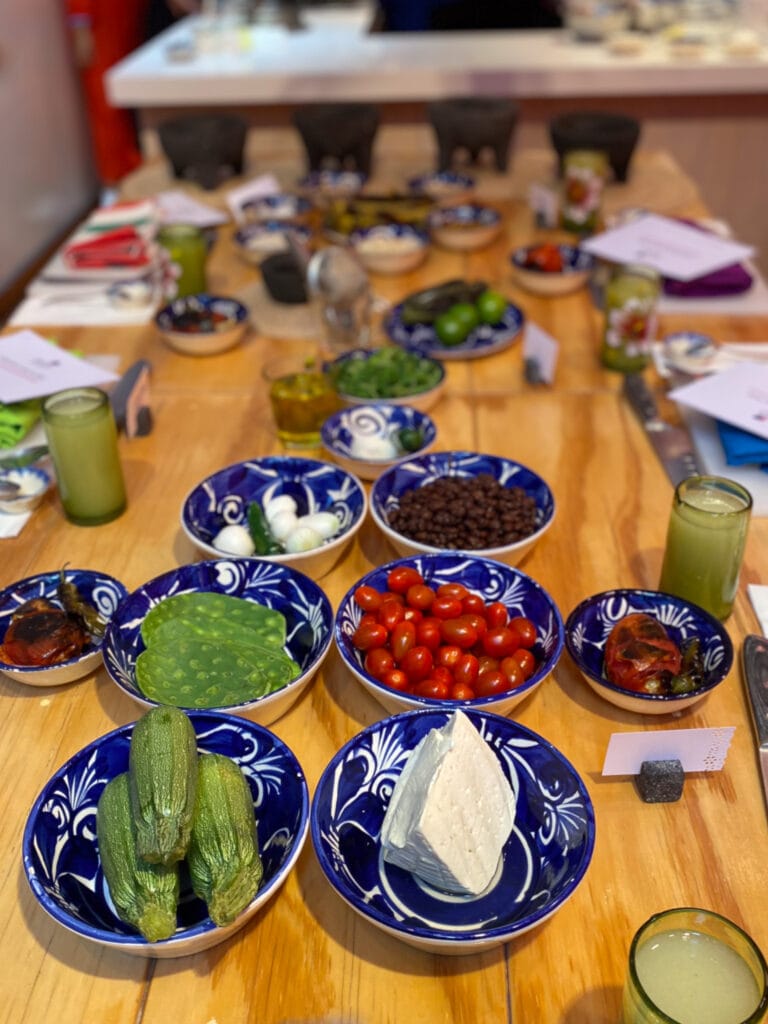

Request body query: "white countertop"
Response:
[107, 10, 768, 107]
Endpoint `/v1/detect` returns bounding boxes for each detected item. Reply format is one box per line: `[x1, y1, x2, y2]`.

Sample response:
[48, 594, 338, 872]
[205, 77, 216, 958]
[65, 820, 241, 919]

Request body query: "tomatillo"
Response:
[434, 309, 469, 347]
[476, 289, 508, 325]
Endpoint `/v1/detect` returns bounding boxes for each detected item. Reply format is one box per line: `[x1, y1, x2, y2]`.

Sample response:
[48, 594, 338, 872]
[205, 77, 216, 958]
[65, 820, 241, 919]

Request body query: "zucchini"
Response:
[96, 772, 179, 942]
[128, 705, 198, 865]
[187, 753, 263, 927]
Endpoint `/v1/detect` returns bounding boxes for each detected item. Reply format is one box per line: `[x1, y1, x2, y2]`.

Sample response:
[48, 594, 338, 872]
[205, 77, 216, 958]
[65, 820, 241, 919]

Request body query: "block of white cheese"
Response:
[380, 711, 516, 896]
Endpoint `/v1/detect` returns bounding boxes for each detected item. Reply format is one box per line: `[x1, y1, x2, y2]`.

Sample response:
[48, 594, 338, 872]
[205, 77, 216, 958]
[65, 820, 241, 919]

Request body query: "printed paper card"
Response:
[602, 727, 735, 775]
[0, 331, 119, 404]
[668, 360, 768, 441]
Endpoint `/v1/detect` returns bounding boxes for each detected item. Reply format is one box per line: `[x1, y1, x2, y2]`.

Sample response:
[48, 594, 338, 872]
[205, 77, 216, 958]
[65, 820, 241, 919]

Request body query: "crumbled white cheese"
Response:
[380, 711, 515, 896]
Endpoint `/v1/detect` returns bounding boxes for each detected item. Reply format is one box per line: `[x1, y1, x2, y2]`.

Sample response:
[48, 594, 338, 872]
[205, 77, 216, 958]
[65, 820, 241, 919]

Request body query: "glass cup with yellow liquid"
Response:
[623, 907, 768, 1024]
[262, 356, 340, 448]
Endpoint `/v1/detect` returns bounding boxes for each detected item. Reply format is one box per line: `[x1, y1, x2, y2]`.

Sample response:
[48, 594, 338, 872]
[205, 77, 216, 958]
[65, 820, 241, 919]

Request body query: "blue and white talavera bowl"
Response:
[103, 559, 333, 724]
[564, 588, 734, 715]
[349, 224, 429, 276]
[320, 402, 437, 480]
[155, 294, 249, 356]
[311, 708, 594, 954]
[23, 711, 309, 958]
[298, 169, 367, 198]
[427, 202, 503, 252]
[510, 244, 596, 296]
[233, 220, 312, 263]
[335, 552, 564, 717]
[408, 171, 475, 201]
[181, 456, 367, 579]
[0, 569, 127, 687]
[370, 450, 556, 565]
[241, 193, 313, 224]
[385, 296, 524, 361]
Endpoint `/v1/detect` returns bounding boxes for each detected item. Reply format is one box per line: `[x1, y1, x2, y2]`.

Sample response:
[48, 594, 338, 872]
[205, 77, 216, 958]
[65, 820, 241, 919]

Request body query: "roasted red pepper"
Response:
[524, 243, 564, 274]
[604, 612, 682, 694]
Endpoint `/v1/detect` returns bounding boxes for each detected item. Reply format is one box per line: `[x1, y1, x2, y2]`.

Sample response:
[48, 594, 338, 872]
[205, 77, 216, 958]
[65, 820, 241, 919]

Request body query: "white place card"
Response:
[225, 174, 281, 224]
[581, 212, 755, 282]
[0, 331, 119, 404]
[522, 322, 559, 384]
[602, 727, 736, 776]
[668, 360, 768, 441]
[156, 190, 229, 227]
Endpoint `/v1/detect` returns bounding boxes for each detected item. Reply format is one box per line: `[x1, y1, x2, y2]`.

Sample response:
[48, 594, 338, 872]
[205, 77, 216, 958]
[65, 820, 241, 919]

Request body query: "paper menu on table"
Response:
[668, 361, 768, 442]
[156, 190, 229, 227]
[581, 212, 755, 281]
[0, 331, 119, 404]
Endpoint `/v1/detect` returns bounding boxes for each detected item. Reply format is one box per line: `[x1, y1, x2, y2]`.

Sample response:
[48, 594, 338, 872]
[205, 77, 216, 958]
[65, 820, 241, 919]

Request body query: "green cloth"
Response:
[0, 399, 41, 448]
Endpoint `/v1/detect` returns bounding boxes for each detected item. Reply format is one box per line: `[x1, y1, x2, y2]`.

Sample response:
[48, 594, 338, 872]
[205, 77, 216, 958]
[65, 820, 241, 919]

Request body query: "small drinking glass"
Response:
[262, 356, 340, 448]
[622, 907, 768, 1024]
[42, 387, 127, 525]
[658, 475, 752, 620]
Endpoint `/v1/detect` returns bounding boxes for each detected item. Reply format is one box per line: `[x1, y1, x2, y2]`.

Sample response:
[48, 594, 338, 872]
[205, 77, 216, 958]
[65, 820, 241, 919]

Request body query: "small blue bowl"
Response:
[408, 171, 475, 199]
[564, 588, 734, 714]
[155, 294, 249, 355]
[385, 297, 524, 361]
[350, 223, 429, 275]
[298, 170, 366, 197]
[103, 558, 333, 724]
[233, 221, 312, 263]
[23, 711, 309, 958]
[428, 202, 503, 251]
[181, 455, 367, 579]
[311, 707, 594, 954]
[320, 402, 436, 480]
[241, 193, 312, 223]
[370, 450, 556, 565]
[0, 569, 127, 687]
[510, 244, 596, 296]
[335, 552, 564, 716]
[0, 465, 50, 514]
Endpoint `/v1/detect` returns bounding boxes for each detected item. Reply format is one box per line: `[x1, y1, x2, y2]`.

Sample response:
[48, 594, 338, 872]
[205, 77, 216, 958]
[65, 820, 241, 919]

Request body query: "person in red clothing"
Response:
[66, 0, 151, 185]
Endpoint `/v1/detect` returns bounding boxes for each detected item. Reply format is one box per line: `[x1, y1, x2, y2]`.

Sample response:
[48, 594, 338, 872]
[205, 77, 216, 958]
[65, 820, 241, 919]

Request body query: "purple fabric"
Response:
[663, 261, 754, 297]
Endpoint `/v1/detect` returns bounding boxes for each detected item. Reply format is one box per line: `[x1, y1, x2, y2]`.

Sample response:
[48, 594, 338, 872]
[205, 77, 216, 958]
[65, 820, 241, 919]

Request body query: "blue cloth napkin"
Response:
[717, 418, 768, 471]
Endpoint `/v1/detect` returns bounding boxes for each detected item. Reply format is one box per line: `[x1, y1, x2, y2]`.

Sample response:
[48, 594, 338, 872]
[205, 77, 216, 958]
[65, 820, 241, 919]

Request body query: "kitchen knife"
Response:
[742, 634, 768, 812]
[623, 373, 701, 486]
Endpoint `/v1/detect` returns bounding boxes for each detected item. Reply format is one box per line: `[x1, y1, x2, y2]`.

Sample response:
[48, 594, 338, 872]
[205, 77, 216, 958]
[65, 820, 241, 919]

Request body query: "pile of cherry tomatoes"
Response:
[349, 566, 540, 701]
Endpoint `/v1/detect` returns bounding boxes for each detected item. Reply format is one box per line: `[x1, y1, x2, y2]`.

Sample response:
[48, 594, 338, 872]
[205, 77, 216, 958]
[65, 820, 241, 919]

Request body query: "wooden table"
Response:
[3, 159, 768, 1024]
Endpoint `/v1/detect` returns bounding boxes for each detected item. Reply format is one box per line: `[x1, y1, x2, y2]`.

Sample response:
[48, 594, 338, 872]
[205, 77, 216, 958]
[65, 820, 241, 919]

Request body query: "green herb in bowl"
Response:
[329, 347, 445, 410]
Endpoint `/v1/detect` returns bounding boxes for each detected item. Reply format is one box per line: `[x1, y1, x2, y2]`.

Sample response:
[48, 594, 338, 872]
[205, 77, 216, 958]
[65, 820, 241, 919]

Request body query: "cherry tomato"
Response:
[484, 601, 509, 628]
[512, 648, 536, 679]
[406, 583, 435, 610]
[440, 617, 479, 649]
[364, 648, 395, 680]
[401, 645, 434, 683]
[383, 668, 409, 692]
[352, 621, 388, 651]
[390, 620, 417, 661]
[432, 666, 454, 687]
[475, 669, 509, 697]
[436, 583, 470, 601]
[454, 653, 479, 688]
[500, 656, 525, 689]
[414, 677, 450, 699]
[386, 566, 424, 594]
[462, 612, 488, 638]
[378, 598, 405, 631]
[382, 590, 405, 605]
[357, 612, 378, 628]
[450, 683, 476, 701]
[354, 585, 383, 612]
[461, 593, 486, 615]
[416, 617, 442, 652]
[510, 616, 537, 648]
[402, 606, 424, 624]
[431, 596, 464, 620]
[481, 627, 519, 659]
[437, 644, 462, 669]
[478, 655, 499, 676]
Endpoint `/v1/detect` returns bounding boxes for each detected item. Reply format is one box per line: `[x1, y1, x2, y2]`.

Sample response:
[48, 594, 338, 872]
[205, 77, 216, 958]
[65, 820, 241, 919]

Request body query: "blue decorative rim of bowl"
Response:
[384, 300, 524, 360]
[155, 294, 248, 332]
[349, 223, 429, 246]
[242, 194, 312, 218]
[311, 707, 595, 944]
[428, 202, 501, 229]
[234, 221, 312, 246]
[408, 171, 475, 194]
[510, 244, 595, 275]
[320, 402, 436, 463]
[564, 587, 734, 702]
[23, 710, 309, 950]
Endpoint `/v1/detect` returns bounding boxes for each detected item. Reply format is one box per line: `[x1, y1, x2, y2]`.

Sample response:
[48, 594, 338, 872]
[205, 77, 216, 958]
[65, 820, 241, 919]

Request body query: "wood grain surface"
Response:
[2, 151, 767, 1024]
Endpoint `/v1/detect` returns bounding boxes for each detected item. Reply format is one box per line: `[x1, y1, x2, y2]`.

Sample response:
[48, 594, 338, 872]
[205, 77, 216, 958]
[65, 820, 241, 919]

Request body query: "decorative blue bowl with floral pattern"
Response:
[311, 708, 594, 954]
[23, 711, 309, 958]
[564, 588, 733, 714]
[335, 553, 564, 717]
[427, 202, 503, 252]
[320, 402, 436, 480]
[181, 456, 367, 579]
[103, 559, 333, 724]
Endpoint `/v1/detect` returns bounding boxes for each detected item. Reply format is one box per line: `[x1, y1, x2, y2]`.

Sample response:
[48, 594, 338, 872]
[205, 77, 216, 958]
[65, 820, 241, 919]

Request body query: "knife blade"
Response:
[742, 635, 768, 811]
[623, 373, 701, 486]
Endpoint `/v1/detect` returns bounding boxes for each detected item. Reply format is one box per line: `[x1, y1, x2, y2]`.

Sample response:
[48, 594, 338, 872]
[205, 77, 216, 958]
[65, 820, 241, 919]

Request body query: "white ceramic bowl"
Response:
[428, 203, 503, 252]
[103, 558, 333, 725]
[155, 295, 249, 356]
[181, 455, 367, 580]
[564, 588, 733, 715]
[510, 244, 595, 297]
[24, 710, 309, 957]
[349, 224, 429, 275]
[0, 569, 127, 687]
[334, 553, 565, 718]
[320, 402, 436, 480]
[370, 450, 556, 567]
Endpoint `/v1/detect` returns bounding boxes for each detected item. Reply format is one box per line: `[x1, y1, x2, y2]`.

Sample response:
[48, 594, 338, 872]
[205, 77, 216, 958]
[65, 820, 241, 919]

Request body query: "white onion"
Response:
[296, 512, 340, 540]
[284, 525, 324, 553]
[264, 495, 298, 522]
[268, 510, 299, 542]
[212, 524, 256, 557]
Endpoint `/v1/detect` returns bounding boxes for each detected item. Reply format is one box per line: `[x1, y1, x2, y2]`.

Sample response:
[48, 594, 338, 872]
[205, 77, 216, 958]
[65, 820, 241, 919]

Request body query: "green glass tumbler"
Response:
[42, 387, 127, 526]
[658, 475, 752, 620]
[622, 907, 768, 1024]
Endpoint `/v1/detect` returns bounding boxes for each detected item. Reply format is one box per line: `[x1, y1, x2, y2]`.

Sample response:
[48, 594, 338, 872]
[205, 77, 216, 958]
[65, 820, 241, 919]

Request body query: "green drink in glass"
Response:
[42, 387, 127, 525]
[658, 476, 752, 620]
